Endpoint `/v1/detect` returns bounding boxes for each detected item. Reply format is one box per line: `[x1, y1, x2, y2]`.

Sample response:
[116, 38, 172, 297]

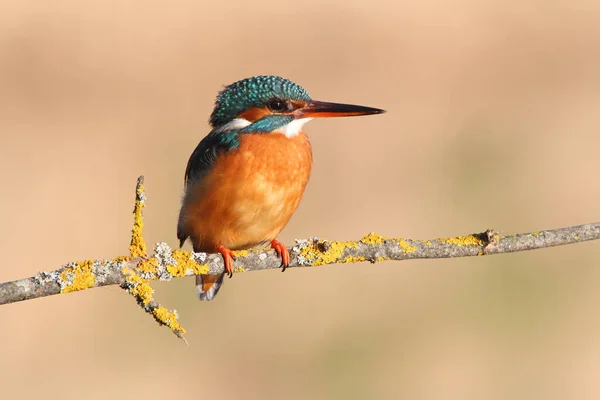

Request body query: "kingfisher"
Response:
[177, 75, 385, 301]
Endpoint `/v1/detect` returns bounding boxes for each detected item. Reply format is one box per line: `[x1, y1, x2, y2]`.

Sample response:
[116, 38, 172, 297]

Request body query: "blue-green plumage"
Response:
[209, 75, 311, 127]
[239, 115, 295, 133]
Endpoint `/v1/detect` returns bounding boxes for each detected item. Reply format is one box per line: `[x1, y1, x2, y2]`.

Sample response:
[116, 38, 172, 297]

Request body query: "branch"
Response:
[1, 176, 598, 342]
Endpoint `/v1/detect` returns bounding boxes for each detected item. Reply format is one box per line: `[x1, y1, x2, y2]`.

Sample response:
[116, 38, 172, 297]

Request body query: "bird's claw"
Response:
[217, 244, 235, 278]
[270, 239, 290, 272]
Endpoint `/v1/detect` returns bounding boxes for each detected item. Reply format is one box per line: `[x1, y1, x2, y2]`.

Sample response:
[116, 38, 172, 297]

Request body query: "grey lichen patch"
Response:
[33, 270, 59, 286]
[292, 239, 309, 265]
[296, 256, 309, 266]
[153, 242, 176, 281]
[93, 259, 111, 284]
[192, 252, 207, 264]
[138, 191, 147, 202]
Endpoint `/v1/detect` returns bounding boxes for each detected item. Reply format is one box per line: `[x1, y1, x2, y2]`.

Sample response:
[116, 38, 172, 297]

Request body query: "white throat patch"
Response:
[212, 118, 251, 134]
[274, 118, 314, 138]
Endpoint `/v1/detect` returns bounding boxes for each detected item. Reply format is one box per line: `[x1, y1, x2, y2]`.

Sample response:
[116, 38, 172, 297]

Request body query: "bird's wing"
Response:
[177, 133, 223, 247]
[183, 134, 221, 189]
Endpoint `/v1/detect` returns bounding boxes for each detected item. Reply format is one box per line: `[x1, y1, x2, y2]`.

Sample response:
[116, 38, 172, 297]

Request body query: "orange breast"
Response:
[181, 132, 313, 252]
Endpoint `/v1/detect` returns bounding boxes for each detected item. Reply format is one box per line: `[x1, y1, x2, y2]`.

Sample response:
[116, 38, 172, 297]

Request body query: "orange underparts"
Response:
[217, 244, 235, 278]
[271, 239, 290, 271]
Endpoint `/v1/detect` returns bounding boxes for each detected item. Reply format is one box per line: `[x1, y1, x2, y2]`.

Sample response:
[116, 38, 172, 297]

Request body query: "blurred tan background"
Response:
[1, 0, 600, 399]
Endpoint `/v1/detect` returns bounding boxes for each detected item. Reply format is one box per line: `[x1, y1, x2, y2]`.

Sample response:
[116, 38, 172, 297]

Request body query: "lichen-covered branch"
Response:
[1, 176, 599, 342]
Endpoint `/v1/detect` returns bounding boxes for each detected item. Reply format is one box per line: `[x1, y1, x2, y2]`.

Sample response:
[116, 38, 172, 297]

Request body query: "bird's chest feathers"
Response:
[229, 132, 311, 185]
[189, 131, 312, 246]
[212, 131, 313, 210]
[182, 132, 312, 251]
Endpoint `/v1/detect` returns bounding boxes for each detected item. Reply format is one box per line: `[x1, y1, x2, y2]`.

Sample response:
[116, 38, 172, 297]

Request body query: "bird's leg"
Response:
[270, 239, 290, 272]
[216, 244, 235, 278]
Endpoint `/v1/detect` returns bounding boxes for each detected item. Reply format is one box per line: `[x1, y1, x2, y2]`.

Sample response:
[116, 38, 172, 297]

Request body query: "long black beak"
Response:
[295, 100, 386, 118]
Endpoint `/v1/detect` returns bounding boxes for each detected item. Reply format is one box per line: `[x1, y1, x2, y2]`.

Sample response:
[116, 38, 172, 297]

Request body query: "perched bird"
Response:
[177, 75, 385, 300]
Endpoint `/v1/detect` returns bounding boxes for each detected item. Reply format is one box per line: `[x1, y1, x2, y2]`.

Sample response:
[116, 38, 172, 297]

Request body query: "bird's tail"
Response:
[196, 273, 225, 301]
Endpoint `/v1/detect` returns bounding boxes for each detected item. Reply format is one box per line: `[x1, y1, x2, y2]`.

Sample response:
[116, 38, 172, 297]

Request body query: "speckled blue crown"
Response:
[209, 76, 311, 127]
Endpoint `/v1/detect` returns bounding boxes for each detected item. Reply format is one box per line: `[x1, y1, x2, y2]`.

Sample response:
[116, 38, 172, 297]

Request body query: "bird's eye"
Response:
[267, 99, 287, 112]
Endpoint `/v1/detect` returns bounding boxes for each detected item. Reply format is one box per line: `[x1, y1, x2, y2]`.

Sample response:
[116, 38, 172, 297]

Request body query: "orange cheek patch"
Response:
[290, 100, 308, 109]
[238, 107, 272, 122]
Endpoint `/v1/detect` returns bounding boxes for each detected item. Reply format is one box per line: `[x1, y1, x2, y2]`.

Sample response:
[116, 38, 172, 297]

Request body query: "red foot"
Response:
[217, 244, 235, 278]
[271, 239, 290, 272]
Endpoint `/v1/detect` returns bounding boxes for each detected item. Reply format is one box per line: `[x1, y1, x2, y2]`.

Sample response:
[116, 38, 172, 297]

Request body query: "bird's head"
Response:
[209, 75, 385, 137]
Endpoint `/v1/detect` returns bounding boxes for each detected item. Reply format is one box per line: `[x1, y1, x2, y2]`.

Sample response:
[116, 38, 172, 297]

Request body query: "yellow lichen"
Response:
[60, 260, 96, 293]
[232, 249, 249, 258]
[112, 255, 130, 263]
[299, 240, 359, 266]
[343, 255, 367, 263]
[137, 258, 159, 275]
[124, 271, 154, 306]
[123, 264, 188, 339]
[399, 239, 417, 253]
[152, 306, 186, 334]
[439, 235, 484, 247]
[168, 249, 210, 276]
[360, 232, 387, 245]
[129, 185, 147, 258]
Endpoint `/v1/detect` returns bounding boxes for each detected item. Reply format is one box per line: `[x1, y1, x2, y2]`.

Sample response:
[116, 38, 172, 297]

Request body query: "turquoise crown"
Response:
[209, 76, 311, 127]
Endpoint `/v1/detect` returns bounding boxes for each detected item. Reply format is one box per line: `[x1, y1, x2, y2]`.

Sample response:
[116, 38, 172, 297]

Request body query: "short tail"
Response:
[196, 273, 226, 301]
